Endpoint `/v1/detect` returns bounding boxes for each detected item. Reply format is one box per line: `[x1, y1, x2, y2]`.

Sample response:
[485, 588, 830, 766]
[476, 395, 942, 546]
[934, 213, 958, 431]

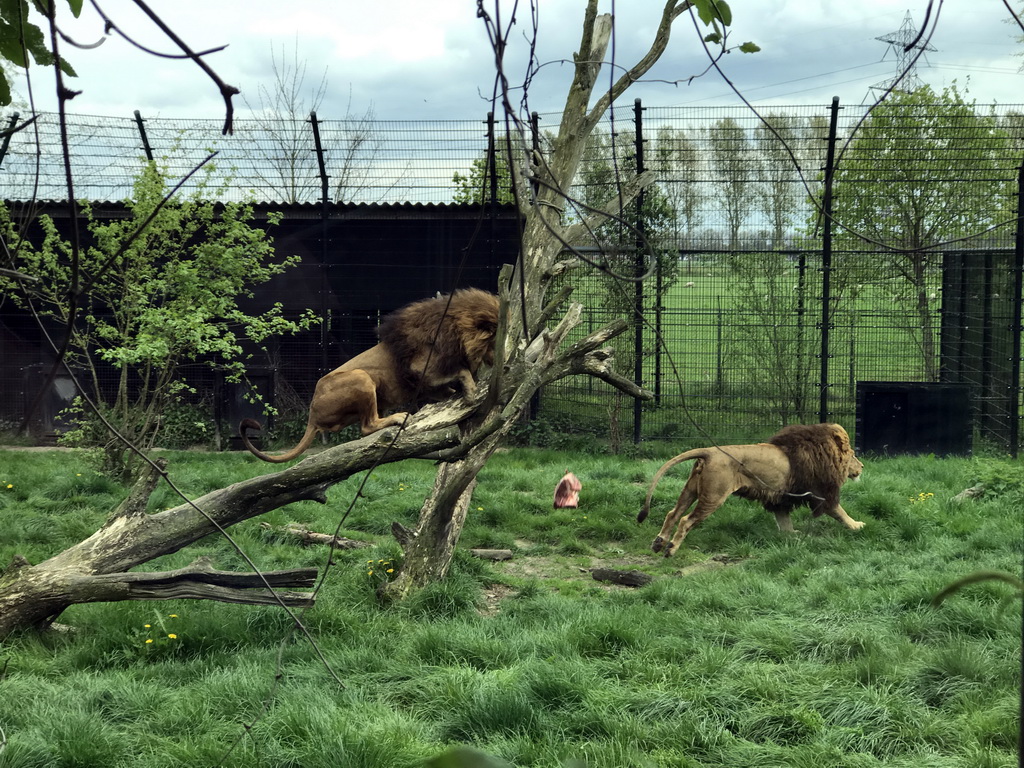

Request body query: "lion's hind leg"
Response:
[773, 510, 796, 533]
[662, 494, 730, 557]
[313, 369, 408, 437]
[652, 479, 698, 554]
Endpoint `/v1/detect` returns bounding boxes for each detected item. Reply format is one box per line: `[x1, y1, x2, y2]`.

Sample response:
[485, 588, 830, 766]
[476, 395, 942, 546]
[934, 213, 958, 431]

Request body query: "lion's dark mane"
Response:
[377, 288, 499, 394]
[765, 423, 846, 514]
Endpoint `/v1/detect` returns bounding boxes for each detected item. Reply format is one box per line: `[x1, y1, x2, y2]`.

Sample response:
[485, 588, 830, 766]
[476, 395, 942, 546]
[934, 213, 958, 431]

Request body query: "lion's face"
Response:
[847, 453, 864, 481]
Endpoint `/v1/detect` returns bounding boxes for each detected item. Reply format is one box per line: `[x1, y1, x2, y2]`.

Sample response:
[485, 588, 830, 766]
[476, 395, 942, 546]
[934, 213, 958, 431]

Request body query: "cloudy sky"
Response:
[12, 1, 1024, 123]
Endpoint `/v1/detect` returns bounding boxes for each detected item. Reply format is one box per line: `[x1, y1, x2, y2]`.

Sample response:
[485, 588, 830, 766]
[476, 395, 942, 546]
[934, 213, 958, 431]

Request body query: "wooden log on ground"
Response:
[259, 522, 370, 549]
[591, 568, 653, 587]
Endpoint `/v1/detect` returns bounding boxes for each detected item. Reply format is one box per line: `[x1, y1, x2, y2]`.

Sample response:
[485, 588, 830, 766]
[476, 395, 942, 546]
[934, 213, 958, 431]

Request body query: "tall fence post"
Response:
[485, 112, 498, 206]
[0, 112, 19, 167]
[818, 96, 841, 423]
[633, 99, 646, 444]
[1010, 159, 1024, 457]
[133, 110, 154, 162]
[309, 111, 331, 375]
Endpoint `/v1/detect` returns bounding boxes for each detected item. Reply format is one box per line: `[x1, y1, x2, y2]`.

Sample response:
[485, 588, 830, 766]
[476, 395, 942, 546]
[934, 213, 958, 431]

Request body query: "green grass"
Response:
[0, 446, 1020, 767]
[547, 262, 960, 443]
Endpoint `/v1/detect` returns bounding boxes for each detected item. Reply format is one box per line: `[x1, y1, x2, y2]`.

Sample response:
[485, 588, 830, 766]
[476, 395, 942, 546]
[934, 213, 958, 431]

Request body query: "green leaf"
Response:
[693, 0, 732, 27]
[714, 0, 732, 26]
[739, 41, 761, 54]
[704, 32, 722, 45]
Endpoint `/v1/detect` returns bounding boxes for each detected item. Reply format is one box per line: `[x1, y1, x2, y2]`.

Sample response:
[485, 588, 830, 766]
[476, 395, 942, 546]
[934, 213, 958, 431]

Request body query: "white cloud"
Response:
[9, 0, 1023, 121]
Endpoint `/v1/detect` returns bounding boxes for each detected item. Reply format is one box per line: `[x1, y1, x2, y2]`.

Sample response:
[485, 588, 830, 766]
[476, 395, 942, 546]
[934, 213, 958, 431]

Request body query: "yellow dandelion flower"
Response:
[5, 484, 12, 490]
[368, 570, 374, 576]
[386, 568, 394, 574]
[144, 624, 151, 628]
[477, 507, 483, 511]
[145, 639, 154, 644]
[76, 473, 82, 477]
[167, 634, 177, 639]
[168, 614, 178, 618]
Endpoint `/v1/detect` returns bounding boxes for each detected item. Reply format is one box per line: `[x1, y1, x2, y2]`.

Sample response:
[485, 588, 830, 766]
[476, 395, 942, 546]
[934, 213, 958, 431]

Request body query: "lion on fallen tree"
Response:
[240, 288, 500, 463]
[637, 423, 864, 557]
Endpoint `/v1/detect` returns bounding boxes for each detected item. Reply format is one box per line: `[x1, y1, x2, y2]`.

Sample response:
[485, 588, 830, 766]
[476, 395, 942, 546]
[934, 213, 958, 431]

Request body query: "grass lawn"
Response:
[0, 445, 1020, 767]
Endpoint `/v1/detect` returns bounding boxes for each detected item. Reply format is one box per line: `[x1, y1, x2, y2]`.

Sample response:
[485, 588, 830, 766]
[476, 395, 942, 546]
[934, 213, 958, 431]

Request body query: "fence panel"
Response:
[1, 102, 1020, 451]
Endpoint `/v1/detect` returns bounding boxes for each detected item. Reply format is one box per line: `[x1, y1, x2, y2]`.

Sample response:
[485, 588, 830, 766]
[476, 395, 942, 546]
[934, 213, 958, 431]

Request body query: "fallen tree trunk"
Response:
[0, 405, 470, 640]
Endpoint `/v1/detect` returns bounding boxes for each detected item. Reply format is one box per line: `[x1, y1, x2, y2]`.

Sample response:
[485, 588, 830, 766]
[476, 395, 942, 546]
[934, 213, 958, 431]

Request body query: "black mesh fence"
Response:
[0, 111, 495, 204]
[2, 100, 1022, 452]
[535, 102, 1023, 453]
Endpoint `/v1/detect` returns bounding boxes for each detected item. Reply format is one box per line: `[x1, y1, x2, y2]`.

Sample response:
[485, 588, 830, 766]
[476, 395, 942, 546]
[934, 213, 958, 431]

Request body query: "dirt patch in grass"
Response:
[477, 549, 745, 616]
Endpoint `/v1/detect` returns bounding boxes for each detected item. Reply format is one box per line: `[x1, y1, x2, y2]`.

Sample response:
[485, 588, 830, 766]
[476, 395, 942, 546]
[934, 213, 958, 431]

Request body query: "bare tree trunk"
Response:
[379, 449, 493, 602]
[378, 0, 700, 598]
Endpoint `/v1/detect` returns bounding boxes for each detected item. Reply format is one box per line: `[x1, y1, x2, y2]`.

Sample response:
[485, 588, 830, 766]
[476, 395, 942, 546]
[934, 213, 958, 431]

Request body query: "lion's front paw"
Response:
[849, 519, 866, 531]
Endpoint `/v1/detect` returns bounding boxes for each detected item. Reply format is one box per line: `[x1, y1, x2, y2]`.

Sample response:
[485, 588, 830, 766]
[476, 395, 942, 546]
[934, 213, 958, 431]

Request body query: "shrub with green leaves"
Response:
[0, 161, 317, 477]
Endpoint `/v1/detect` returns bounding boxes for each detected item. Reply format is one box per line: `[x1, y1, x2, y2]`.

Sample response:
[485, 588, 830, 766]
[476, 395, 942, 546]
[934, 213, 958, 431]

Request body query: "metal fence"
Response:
[538, 100, 1023, 454]
[2, 99, 1022, 453]
[0, 110, 495, 204]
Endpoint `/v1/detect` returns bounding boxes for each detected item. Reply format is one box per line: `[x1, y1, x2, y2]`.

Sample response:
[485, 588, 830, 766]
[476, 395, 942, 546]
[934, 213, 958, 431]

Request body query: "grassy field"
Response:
[543, 259, 1012, 446]
[0, 445, 1020, 767]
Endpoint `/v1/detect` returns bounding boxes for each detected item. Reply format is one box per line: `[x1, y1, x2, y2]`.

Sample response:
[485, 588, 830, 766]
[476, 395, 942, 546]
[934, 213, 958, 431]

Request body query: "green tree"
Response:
[451, 149, 516, 205]
[725, 249, 817, 423]
[0, 0, 78, 105]
[574, 128, 679, 341]
[652, 125, 704, 249]
[707, 117, 756, 249]
[755, 113, 801, 247]
[0, 162, 316, 477]
[570, 128, 681, 444]
[722, 115, 823, 423]
[830, 83, 1013, 381]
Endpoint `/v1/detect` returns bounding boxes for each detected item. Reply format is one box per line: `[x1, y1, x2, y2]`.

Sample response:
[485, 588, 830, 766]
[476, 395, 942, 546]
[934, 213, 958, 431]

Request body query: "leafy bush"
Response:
[0, 163, 317, 478]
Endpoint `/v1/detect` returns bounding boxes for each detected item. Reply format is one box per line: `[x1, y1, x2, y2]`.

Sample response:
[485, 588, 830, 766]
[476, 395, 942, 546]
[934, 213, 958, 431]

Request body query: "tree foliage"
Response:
[574, 127, 680, 367]
[829, 83, 1014, 380]
[707, 117, 757, 249]
[0, 162, 316, 476]
[0, 0, 79, 105]
[451, 151, 516, 205]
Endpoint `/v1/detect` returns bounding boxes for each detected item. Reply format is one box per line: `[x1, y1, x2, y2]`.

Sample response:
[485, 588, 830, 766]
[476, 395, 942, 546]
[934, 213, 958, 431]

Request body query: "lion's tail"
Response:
[637, 448, 710, 523]
[239, 418, 319, 463]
